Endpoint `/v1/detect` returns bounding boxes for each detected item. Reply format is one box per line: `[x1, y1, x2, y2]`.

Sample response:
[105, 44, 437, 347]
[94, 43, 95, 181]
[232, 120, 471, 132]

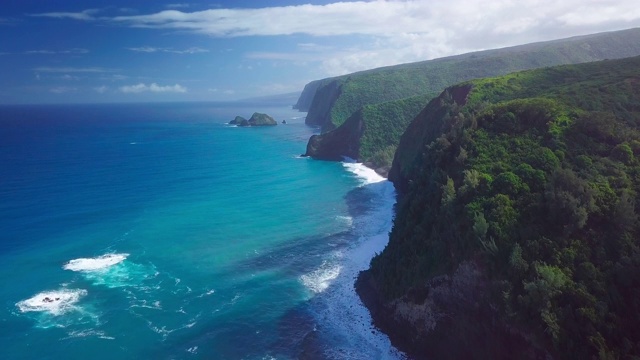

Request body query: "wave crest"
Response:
[63, 253, 129, 272]
[16, 289, 87, 316]
[300, 261, 342, 294]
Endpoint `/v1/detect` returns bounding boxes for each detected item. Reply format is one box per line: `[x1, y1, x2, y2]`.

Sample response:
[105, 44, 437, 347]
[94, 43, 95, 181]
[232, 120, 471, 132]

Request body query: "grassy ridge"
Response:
[373, 56, 640, 358]
[301, 28, 640, 169]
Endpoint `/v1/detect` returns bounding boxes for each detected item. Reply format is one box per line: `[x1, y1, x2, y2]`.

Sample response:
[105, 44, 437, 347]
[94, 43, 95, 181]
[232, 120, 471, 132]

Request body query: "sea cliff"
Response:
[358, 56, 640, 359]
[299, 28, 640, 171]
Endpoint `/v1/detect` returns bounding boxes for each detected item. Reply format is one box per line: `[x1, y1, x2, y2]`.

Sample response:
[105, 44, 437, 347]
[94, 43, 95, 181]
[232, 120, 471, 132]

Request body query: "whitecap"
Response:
[63, 329, 115, 340]
[16, 289, 87, 316]
[342, 162, 385, 185]
[300, 261, 342, 294]
[336, 215, 353, 227]
[197, 289, 215, 298]
[65, 254, 157, 288]
[63, 253, 129, 272]
[303, 175, 404, 358]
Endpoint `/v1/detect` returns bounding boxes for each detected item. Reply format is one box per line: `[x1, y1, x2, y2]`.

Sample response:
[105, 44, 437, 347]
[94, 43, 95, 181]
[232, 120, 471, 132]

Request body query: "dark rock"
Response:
[356, 262, 553, 360]
[304, 110, 364, 160]
[229, 116, 246, 125]
[247, 112, 277, 126]
[231, 113, 277, 127]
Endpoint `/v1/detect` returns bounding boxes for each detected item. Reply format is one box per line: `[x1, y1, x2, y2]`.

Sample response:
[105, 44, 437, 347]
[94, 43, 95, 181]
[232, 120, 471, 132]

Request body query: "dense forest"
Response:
[299, 28, 640, 172]
[363, 56, 640, 359]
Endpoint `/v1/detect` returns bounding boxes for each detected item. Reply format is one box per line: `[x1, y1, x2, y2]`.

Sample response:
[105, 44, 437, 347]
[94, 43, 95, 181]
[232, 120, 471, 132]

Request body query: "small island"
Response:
[229, 112, 277, 127]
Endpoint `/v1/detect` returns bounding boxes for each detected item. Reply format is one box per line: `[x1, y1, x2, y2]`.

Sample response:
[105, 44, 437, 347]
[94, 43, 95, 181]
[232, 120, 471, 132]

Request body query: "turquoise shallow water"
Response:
[0, 102, 402, 359]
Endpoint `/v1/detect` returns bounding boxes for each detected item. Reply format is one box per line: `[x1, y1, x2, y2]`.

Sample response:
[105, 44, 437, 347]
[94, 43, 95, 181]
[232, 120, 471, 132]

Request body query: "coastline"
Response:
[314, 162, 405, 359]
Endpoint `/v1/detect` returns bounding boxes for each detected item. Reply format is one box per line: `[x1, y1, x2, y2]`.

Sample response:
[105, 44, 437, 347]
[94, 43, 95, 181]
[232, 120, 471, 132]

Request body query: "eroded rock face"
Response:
[357, 261, 551, 360]
[303, 111, 364, 160]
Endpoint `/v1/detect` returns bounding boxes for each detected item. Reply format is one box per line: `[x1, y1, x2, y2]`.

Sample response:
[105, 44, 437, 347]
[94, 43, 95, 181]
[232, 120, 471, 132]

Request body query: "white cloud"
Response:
[108, 1, 640, 38]
[246, 51, 322, 62]
[25, 48, 89, 55]
[34, 66, 115, 73]
[60, 74, 80, 80]
[100, 74, 128, 81]
[50, 86, 76, 94]
[106, 0, 640, 76]
[127, 46, 208, 54]
[0, 17, 19, 26]
[32, 2, 640, 78]
[166, 4, 190, 9]
[119, 83, 187, 93]
[94, 86, 108, 93]
[31, 9, 100, 21]
[127, 46, 159, 53]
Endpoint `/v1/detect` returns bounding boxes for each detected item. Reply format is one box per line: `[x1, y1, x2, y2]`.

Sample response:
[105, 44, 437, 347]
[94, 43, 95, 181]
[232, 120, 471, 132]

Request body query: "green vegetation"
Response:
[373, 56, 640, 358]
[305, 94, 430, 171]
[301, 28, 640, 170]
[359, 95, 431, 169]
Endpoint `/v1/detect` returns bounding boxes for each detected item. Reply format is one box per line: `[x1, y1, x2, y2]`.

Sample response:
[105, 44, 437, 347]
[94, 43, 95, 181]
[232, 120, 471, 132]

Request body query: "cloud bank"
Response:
[37, 0, 640, 75]
[119, 83, 187, 93]
[109, 1, 640, 38]
[33, 67, 115, 73]
[127, 46, 208, 54]
[32, 1, 640, 77]
[31, 9, 100, 21]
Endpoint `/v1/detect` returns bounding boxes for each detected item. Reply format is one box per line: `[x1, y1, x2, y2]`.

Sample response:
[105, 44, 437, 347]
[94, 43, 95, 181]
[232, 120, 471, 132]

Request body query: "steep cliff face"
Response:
[300, 28, 640, 169]
[293, 79, 330, 112]
[304, 79, 343, 130]
[304, 109, 364, 161]
[389, 84, 472, 190]
[362, 56, 640, 359]
[304, 95, 429, 175]
[357, 262, 551, 360]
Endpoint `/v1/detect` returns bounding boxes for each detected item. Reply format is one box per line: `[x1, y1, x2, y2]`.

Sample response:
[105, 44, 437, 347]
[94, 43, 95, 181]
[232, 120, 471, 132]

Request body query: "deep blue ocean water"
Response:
[0, 102, 402, 359]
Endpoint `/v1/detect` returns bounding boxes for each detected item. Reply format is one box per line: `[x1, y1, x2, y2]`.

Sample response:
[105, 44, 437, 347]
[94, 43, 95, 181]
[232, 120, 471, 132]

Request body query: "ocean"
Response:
[0, 102, 403, 359]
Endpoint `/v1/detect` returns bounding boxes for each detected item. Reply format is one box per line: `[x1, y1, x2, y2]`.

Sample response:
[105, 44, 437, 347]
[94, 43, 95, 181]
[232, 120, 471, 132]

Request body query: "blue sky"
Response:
[2, 0, 640, 104]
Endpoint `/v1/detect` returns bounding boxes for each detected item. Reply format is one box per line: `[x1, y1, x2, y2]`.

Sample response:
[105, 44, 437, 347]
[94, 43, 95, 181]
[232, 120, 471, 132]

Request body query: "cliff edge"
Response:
[360, 56, 640, 359]
[300, 28, 640, 171]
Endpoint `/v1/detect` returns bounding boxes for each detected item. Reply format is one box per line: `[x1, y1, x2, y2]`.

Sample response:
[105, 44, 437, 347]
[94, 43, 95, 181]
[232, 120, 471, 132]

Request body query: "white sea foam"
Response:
[63, 329, 115, 340]
[16, 289, 87, 316]
[63, 253, 129, 272]
[336, 215, 354, 227]
[342, 162, 386, 185]
[300, 260, 342, 294]
[197, 289, 215, 298]
[310, 174, 405, 359]
[65, 253, 158, 288]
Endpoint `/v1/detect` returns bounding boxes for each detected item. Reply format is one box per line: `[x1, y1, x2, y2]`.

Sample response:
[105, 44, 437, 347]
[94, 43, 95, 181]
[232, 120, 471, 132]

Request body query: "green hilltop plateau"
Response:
[299, 27, 640, 174]
[358, 55, 640, 359]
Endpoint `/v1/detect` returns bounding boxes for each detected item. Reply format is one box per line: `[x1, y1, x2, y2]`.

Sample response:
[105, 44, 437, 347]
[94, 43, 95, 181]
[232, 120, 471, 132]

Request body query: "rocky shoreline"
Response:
[355, 263, 553, 360]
